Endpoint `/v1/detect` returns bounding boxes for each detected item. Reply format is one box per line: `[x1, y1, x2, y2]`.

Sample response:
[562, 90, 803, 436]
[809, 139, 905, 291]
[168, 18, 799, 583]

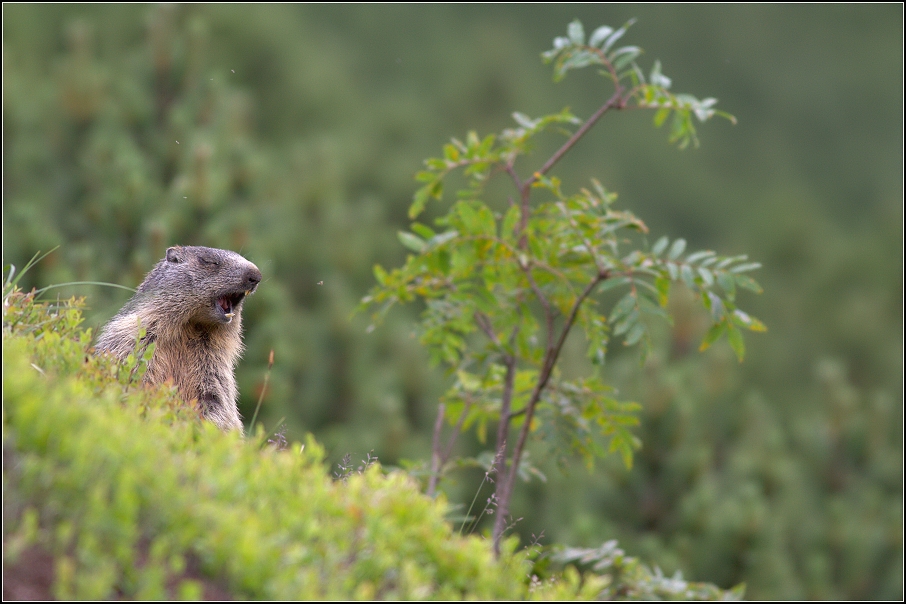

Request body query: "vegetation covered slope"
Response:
[3, 290, 742, 600]
[2, 291, 590, 600]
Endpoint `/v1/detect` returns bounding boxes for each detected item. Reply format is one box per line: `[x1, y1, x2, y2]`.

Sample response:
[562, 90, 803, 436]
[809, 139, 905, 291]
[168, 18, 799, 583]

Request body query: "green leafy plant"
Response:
[552, 540, 745, 600]
[4, 285, 610, 600]
[361, 19, 764, 552]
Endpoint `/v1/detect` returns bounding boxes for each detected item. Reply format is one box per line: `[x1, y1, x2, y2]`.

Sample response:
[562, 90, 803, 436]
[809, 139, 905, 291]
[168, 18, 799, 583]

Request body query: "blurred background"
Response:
[3, 4, 901, 599]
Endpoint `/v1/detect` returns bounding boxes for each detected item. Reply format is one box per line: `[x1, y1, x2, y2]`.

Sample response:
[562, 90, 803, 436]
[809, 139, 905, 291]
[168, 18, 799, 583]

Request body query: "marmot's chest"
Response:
[173, 323, 241, 356]
[148, 333, 235, 378]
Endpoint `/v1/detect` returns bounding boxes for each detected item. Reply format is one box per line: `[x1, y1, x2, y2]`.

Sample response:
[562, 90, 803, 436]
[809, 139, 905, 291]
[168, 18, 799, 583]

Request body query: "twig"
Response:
[428, 402, 446, 497]
[493, 270, 608, 552]
[428, 396, 475, 497]
[525, 90, 624, 191]
[248, 349, 274, 435]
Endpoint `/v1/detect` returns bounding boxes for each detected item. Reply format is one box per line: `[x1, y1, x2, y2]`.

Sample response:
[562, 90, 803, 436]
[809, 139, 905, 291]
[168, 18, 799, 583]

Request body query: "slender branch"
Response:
[493, 357, 515, 473]
[549, 270, 610, 374]
[504, 164, 523, 193]
[588, 44, 622, 87]
[427, 402, 447, 497]
[493, 269, 609, 549]
[428, 397, 475, 497]
[442, 399, 472, 467]
[517, 181, 532, 250]
[525, 90, 624, 191]
[492, 325, 520, 474]
[248, 349, 276, 435]
[474, 311, 501, 348]
[486, 325, 521, 558]
[521, 261, 555, 361]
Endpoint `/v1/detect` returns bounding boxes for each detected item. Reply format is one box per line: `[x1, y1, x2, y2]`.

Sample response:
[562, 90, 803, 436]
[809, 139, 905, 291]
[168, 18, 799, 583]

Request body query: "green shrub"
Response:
[4, 290, 606, 600]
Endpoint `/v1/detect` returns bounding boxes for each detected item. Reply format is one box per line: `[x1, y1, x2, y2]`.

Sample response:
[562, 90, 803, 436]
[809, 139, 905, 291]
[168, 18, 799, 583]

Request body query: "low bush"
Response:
[3, 290, 604, 600]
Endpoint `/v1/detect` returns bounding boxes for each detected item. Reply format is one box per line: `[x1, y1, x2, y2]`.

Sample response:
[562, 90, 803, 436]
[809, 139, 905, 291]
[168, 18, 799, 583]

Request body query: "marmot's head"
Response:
[149, 246, 262, 326]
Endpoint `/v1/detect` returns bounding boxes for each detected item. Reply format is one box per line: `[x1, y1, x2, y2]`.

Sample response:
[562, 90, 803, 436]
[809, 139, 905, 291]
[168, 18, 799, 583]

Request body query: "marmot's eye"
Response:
[199, 257, 220, 267]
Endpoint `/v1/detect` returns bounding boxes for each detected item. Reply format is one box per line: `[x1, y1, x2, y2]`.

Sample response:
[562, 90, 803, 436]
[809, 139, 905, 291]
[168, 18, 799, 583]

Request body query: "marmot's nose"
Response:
[244, 267, 262, 290]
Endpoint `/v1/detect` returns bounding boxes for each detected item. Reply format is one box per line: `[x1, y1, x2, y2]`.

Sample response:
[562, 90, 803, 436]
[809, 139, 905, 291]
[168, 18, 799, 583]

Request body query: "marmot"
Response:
[95, 245, 261, 433]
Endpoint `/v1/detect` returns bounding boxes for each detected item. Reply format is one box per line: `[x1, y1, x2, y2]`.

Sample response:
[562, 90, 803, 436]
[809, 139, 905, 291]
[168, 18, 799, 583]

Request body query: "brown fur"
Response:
[95, 246, 261, 432]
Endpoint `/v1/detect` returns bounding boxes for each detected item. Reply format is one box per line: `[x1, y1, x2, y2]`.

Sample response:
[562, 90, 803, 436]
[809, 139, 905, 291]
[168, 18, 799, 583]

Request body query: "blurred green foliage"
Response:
[2, 4, 901, 600]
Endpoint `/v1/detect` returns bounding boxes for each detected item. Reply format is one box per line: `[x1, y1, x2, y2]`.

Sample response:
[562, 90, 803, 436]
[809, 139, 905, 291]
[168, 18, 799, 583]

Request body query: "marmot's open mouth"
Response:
[216, 288, 255, 322]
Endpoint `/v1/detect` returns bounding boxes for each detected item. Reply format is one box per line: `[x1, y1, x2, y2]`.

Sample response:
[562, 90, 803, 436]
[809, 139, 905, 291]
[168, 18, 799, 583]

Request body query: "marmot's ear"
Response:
[166, 247, 183, 263]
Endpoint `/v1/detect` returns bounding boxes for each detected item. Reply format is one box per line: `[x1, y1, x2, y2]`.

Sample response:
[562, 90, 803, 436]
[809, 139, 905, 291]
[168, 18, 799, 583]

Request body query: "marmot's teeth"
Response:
[224, 312, 235, 319]
[245, 290, 251, 296]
